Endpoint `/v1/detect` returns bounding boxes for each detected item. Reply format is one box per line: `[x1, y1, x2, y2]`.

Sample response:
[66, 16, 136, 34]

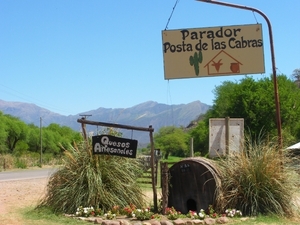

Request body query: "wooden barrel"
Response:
[168, 157, 221, 214]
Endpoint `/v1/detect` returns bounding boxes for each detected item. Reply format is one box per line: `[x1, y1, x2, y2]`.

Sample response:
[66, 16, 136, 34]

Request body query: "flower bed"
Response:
[70, 204, 243, 224]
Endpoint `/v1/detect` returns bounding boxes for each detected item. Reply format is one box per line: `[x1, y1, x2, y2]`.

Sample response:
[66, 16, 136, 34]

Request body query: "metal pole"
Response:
[196, 0, 282, 148]
[40, 117, 42, 167]
[149, 126, 158, 212]
[225, 117, 230, 155]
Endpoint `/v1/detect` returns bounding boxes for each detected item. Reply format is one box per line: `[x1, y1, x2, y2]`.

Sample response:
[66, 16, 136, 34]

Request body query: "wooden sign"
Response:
[92, 135, 138, 158]
[162, 24, 264, 79]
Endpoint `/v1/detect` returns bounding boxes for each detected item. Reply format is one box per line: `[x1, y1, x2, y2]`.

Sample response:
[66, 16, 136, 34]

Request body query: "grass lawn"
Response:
[17, 155, 300, 225]
[21, 206, 300, 225]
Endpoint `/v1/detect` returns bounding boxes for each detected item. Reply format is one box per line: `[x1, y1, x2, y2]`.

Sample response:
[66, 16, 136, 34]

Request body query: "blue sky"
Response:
[0, 0, 299, 116]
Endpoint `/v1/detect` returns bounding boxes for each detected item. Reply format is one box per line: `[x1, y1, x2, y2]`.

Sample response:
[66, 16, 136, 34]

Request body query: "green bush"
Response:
[37, 142, 146, 214]
[216, 137, 300, 217]
[14, 157, 27, 169]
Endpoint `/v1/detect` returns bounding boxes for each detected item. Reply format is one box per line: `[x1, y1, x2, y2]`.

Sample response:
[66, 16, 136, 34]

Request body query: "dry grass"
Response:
[37, 142, 146, 214]
[216, 137, 300, 217]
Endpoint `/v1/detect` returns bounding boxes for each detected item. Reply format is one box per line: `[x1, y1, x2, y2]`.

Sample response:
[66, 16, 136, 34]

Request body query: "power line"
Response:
[165, 0, 180, 30]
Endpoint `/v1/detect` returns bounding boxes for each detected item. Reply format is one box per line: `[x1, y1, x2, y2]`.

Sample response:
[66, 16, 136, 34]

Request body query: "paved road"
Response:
[0, 168, 57, 182]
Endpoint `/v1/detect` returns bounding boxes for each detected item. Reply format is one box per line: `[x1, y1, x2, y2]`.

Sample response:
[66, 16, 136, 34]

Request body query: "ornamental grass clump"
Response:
[216, 136, 300, 217]
[37, 142, 145, 214]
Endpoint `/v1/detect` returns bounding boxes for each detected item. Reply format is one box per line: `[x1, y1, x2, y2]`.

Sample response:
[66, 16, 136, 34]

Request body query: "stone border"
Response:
[65, 215, 247, 225]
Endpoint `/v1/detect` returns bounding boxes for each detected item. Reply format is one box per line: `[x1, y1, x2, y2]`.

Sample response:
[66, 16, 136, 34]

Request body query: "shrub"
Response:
[122, 203, 136, 217]
[216, 136, 300, 216]
[165, 206, 182, 220]
[14, 157, 27, 169]
[132, 207, 154, 220]
[37, 142, 145, 214]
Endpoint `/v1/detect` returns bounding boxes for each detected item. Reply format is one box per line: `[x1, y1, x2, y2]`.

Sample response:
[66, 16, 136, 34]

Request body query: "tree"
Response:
[154, 126, 189, 159]
[188, 120, 209, 156]
[0, 112, 8, 153]
[191, 75, 300, 150]
[46, 123, 82, 150]
[211, 76, 278, 138]
[291, 69, 300, 88]
[0, 111, 83, 156]
[27, 123, 41, 152]
[4, 114, 29, 153]
[41, 129, 62, 155]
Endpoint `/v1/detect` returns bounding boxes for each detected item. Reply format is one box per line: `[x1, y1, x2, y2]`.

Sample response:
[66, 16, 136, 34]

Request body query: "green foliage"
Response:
[291, 68, 300, 81]
[188, 120, 209, 156]
[189, 74, 300, 154]
[161, 155, 182, 163]
[22, 205, 300, 225]
[0, 111, 83, 157]
[47, 123, 83, 150]
[41, 129, 62, 154]
[133, 207, 154, 220]
[138, 147, 151, 155]
[216, 136, 300, 217]
[3, 114, 29, 153]
[27, 124, 40, 152]
[0, 112, 8, 153]
[212, 76, 276, 136]
[165, 206, 183, 220]
[154, 126, 189, 159]
[211, 75, 300, 142]
[37, 142, 145, 214]
[13, 140, 29, 156]
[14, 157, 27, 169]
[23, 206, 88, 225]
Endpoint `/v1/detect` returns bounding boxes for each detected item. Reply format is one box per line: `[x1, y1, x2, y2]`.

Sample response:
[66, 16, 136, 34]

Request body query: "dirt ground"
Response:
[0, 177, 155, 225]
[1, 177, 300, 225]
[0, 178, 48, 225]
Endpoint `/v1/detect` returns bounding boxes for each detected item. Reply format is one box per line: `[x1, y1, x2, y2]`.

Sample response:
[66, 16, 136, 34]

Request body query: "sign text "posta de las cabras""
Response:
[162, 24, 265, 79]
[92, 135, 138, 158]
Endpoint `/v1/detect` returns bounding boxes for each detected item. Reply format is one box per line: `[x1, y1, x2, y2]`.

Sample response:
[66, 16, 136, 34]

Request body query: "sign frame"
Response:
[162, 24, 265, 79]
[92, 135, 138, 158]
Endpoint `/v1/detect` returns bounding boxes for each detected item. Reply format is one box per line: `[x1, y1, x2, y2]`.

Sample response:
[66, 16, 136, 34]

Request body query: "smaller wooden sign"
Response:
[92, 135, 138, 158]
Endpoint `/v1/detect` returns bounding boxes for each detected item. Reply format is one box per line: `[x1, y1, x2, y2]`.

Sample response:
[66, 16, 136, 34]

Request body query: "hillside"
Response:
[0, 99, 210, 145]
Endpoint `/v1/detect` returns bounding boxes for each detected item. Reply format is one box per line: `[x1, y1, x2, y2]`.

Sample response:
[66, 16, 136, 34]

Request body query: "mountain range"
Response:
[0, 99, 211, 145]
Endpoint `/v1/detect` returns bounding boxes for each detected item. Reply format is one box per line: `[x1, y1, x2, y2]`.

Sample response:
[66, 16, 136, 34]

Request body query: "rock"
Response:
[94, 218, 103, 224]
[216, 217, 229, 224]
[118, 219, 131, 225]
[148, 219, 161, 225]
[85, 217, 96, 222]
[203, 218, 216, 225]
[160, 220, 174, 225]
[193, 219, 205, 225]
[101, 219, 121, 225]
[173, 218, 186, 225]
[131, 221, 143, 225]
[142, 222, 151, 225]
[185, 219, 194, 225]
